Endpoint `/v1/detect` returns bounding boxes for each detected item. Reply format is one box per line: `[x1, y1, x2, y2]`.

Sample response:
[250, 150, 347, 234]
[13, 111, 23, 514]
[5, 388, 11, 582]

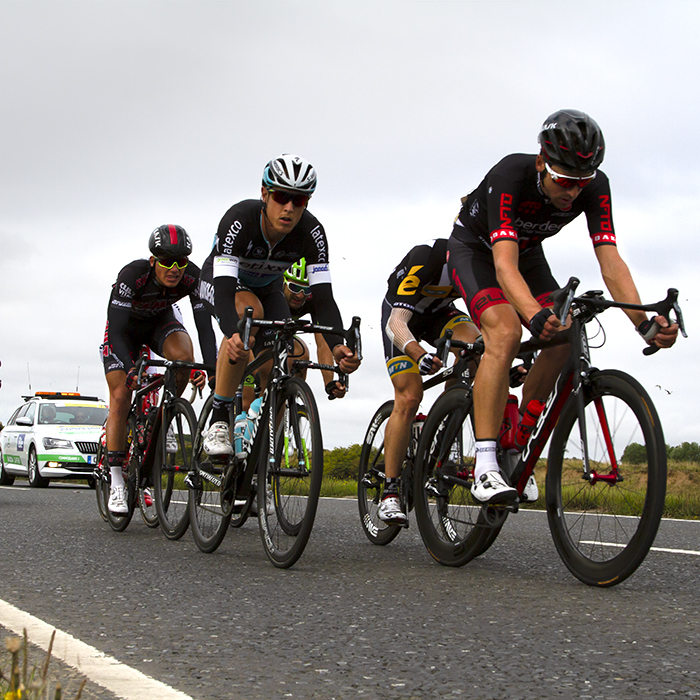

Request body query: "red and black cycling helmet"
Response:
[148, 225, 192, 258]
[538, 109, 605, 175]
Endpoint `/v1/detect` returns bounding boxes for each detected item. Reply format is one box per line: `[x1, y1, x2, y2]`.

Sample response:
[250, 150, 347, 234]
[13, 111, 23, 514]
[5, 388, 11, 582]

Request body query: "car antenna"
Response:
[27, 362, 32, 392]
[76, 366, 80, 392]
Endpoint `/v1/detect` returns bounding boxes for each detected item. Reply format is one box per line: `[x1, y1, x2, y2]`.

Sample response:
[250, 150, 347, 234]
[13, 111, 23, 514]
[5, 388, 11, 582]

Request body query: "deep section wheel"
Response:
[546, 370, 666, 587]
[413, 387, 500, 567]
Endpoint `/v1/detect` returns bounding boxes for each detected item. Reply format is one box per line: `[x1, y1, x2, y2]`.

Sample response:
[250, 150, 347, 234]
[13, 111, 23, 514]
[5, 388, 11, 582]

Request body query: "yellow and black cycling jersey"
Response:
[385, 238, 460, 316]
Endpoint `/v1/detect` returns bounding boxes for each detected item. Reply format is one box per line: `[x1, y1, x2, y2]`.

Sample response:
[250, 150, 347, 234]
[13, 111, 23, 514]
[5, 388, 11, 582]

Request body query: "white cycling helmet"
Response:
[262, 154, 317, 194]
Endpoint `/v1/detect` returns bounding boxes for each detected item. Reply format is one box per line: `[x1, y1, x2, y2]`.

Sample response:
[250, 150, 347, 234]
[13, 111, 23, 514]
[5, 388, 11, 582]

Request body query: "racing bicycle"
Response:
[357, 334, 479, 545]
[96, 351, 212, 537]
[187, 308, 362, 568]
[413, 278, 686, 587]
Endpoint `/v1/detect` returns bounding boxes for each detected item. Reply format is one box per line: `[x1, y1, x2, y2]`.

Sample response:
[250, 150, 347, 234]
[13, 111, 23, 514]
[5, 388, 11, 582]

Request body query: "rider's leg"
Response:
[520, 342, 569, 409]
[470, 303, 521, 502]
[161, 330, 196, 396]
[105, 369, 131, 508]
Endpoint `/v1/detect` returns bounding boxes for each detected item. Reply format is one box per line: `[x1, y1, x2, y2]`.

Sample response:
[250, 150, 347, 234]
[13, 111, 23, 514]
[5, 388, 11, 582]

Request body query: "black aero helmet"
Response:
[262, 154, 317, 194]
[148, 225, 192, 258]
[538, 109, 605, 174]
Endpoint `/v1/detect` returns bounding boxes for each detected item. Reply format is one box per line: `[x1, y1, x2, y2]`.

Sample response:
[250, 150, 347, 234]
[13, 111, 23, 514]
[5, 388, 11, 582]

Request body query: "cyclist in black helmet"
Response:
[198, 154, 360, 457]
[448, 109, 679, 505]
[101, 224, 216, 514]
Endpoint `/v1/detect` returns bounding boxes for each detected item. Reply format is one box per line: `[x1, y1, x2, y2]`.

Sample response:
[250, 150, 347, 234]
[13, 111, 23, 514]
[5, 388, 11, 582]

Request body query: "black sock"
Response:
[211, 396, 233, 425]
[383, 478, 399, 497]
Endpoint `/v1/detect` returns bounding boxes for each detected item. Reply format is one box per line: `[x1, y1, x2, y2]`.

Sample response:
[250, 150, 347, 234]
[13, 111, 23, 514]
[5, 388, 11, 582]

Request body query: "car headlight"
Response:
[43, 437, 73, 450]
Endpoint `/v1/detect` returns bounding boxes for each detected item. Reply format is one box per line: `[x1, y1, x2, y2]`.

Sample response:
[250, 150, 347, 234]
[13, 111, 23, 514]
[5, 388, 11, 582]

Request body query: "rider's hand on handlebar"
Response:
[325, 379, 347, 400]
[529, 307, 562, 341]
[225, 332, 253, 364]
[417, 352, 442, 376]
[333, 345, 361, 374]
[638, 316, 679, 349]
[125, 367, 139, 391]
[189, 369, 207, 390]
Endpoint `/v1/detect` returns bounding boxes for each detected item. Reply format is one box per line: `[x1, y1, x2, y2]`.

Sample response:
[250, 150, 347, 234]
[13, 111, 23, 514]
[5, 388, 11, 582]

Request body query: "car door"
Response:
[2, 404, 29, 470]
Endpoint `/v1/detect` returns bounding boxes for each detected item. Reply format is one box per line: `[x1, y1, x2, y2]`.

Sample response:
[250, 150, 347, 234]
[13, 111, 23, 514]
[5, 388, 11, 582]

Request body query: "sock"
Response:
[212, 395, 234, 425]
[474, 440, 499, 482]
[383, 478, 399, 497]
[108, 451, 126, 489]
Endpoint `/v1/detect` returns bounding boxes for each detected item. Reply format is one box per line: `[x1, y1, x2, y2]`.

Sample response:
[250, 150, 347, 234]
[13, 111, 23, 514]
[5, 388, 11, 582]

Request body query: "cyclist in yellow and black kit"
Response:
[378, 238, 480, 524]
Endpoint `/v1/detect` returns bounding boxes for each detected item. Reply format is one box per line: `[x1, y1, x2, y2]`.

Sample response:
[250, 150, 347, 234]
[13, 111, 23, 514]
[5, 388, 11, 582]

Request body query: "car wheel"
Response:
[0, 448, 15, 486]
[86, 476, 96, 489]
[27, 446, 49, 488]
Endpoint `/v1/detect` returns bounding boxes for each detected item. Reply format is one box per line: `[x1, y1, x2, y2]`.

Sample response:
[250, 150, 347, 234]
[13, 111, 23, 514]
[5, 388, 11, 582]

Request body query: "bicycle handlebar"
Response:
[551, 276, 687, 356]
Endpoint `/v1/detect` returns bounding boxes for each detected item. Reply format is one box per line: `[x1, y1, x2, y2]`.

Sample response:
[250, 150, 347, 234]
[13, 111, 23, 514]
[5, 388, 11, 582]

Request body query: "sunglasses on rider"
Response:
[287, 282, 311, 296]
[268, 189, 310, 208]
[156, 257, 189, 270]
[544, 162, 596, 189]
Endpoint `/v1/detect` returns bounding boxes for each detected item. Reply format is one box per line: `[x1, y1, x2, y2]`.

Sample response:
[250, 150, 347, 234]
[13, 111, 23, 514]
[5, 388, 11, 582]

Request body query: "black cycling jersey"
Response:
[385, 238, 462, 314]
[105, 259, 217, 372]
[453, 154, 616, 252]
[200, 199, 344, 347]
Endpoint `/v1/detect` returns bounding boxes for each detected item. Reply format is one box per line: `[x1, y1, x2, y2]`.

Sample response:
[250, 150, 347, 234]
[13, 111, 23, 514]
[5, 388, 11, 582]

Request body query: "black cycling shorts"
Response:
[101, 309, 187, 375]
[447, 235, 558, 328]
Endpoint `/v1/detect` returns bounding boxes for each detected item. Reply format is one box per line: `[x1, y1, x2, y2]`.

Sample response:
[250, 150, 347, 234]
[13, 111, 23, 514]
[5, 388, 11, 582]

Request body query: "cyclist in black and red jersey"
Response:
[102, 225, 216, 513]
[198, 154, 360, 456]
[379, 238, 480, 523]
[448, 109, 678, 505]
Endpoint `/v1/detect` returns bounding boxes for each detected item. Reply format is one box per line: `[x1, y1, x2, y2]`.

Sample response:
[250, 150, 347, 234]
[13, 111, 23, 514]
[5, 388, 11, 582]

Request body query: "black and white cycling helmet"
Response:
[538, 109, 605, 174]
[262, 154, 317, 194]
[148, 225, 193, 258]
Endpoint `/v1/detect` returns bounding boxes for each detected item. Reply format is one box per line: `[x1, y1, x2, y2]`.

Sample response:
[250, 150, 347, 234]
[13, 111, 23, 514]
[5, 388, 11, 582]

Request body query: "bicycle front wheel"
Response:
[357, 400, 402, 546]
[546, 369, 667, 587]
[258, 377, 323, 568]
[413, 386, 498, 567]
[95, 431, 108, 522]
[154, 398, 196, 540]
[188, 395, 232, 553]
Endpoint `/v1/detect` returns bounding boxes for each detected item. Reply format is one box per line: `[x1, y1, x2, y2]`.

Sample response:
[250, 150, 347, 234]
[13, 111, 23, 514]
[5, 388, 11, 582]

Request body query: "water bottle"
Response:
[499, 394, 520, 450]
[411, 413, 427, 453]
[233, 412, 249, 459]
[514, 399, 546, 450]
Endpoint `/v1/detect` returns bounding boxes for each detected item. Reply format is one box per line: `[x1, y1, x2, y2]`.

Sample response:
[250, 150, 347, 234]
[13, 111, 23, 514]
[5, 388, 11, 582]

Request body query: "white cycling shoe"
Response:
[471, 470, 518, 505]
[108, 485, 128, 514]
[203, 421, 233, 456]
[521, 474, 539, 502]
[377, 494, 407, 525]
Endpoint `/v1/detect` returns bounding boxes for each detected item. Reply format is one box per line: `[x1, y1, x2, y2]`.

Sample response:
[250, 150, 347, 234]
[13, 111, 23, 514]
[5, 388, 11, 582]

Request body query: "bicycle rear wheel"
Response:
[188, 396, 232, 553]
[105, 417, 137, 532]
[546, 370, 666, 587]
[357, 400, 402, 546]
[413, 386, 500, 567]
[154, 398, 196, 540]
[258, 377, 323, 568]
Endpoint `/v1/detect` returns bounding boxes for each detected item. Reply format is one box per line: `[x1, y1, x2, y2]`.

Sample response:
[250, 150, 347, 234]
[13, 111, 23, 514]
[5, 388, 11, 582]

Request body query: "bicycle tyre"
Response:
[154, 398, 196, 540]
[258, 377, 323, 568]
[357, 400, 402, 546]
[188, 395, 232, 553]
[95, 431, 108, 522]
[413, 386, 499, 567]
[105, 417, 137, 532]
[546, 369, 667, 587]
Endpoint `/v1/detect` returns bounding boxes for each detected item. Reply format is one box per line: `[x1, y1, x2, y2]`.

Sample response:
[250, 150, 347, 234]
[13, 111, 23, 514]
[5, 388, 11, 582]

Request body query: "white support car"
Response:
[0, 392, 109, 488]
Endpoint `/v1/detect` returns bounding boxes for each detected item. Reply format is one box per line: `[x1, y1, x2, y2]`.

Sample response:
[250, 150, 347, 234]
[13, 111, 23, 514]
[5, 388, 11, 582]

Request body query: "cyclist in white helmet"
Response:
[198, 154, 360, 455]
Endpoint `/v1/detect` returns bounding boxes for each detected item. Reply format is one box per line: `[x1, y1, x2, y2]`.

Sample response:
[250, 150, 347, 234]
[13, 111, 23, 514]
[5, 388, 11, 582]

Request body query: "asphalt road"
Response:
[1, 482, 699, 699]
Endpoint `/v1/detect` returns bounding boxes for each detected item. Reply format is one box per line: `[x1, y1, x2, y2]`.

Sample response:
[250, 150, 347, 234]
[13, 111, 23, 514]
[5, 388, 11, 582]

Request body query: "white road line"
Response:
[0, 599, 194, 700]
[580, 541, 700, 556]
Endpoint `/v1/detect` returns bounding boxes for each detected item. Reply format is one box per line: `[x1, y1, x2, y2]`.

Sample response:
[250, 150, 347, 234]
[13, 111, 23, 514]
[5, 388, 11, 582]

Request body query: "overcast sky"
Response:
[0, 0, 697, 449]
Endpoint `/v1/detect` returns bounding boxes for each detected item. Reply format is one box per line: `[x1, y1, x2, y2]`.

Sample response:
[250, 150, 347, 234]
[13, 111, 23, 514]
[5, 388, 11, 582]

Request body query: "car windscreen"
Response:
[39, 403, 108, 426]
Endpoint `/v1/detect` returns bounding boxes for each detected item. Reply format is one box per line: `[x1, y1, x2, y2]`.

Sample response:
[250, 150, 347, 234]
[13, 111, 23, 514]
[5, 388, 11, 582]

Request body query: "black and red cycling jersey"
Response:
[200, 199, 344, 347]
[385, 239, 462, 315]
[453, 154, 616, 252]
[106, 259, 217, 371]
